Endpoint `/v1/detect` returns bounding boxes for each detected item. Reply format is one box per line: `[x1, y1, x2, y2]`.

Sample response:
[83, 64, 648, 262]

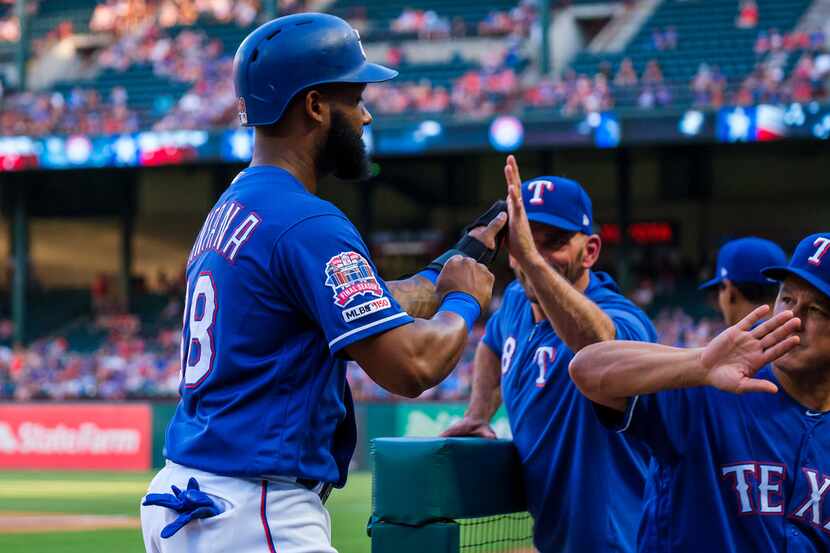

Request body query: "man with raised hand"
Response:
[444, 156, 657, 553]
[570, 232, 830, 553]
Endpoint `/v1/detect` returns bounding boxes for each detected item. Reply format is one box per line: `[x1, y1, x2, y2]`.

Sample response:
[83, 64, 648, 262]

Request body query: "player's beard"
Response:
[316, 109, 370, 180]
[515, 250, 585, 303]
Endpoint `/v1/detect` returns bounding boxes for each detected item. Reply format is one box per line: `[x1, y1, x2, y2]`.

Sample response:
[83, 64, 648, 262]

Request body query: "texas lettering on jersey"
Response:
[188, 200, 261, 265]
[722, 463, 830, 529]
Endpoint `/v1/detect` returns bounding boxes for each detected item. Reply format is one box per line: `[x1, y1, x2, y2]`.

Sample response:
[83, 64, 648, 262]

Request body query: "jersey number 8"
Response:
[180, 272, 217, 388]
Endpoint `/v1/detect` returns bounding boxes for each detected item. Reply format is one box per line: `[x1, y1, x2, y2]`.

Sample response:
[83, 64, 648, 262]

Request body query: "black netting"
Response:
[458, 512, 535, 552]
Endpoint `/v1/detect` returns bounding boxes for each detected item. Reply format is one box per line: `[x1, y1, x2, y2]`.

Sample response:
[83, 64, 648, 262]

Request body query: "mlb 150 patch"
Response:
[342, 298, 392, 322]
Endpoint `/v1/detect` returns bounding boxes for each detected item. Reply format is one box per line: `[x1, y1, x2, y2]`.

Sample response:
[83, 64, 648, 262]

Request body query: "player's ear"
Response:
[304, 89, 328, 125]
[582, 234, 601, 268]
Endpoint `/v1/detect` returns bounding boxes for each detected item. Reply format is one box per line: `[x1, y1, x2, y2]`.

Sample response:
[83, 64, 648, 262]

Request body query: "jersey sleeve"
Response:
[272, 214, 414, 355]
[598, 297, 658, 343]
[604, 388, 703, 462]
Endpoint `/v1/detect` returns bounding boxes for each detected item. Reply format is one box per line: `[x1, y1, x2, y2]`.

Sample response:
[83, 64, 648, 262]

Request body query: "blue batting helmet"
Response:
[233, 13, 398, 127]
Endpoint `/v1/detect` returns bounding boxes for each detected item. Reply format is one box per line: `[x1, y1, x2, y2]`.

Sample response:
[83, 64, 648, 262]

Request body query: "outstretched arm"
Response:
[347, 255, 495, 398]
[568, 306, 801, 412]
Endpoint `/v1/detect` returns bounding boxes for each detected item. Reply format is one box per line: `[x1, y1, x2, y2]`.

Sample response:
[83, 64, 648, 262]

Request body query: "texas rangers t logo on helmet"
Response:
[808, 237, 830, 266]
[324, 251, 383, 307]
[354, 29, 367, 60]
[527, 180, 554, 205]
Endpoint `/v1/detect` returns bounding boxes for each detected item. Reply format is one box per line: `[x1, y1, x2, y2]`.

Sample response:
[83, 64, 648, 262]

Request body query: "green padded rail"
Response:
[371, 437, 527, 526]
[371, 522, 459, 553]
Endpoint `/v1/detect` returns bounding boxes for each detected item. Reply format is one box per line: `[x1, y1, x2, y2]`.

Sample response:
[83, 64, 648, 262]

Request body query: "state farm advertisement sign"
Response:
[0, 404, 151, 470]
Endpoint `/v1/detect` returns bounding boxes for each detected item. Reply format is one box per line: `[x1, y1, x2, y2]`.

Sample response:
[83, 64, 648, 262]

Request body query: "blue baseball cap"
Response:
[699, 237, 787, 290]
[762, 232, 830, 300]
[521, 176, 593, 234]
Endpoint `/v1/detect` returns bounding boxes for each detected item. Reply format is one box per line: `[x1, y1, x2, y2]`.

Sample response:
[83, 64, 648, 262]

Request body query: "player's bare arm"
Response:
[386, 274, 441, 319]
[504, 155, 615, 352]
[386, 208, 507, 318]
[568, 305, 801, 412]
[441, 341, 501, 439]
[346, 255, 495, 398]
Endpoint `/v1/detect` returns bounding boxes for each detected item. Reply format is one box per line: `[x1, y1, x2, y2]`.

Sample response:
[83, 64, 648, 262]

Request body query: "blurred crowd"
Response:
[93, 23, 238, 130]
[90, 0, 262, 34]
[0, 268, 725, 401]
[366, 43, 529, 118]
[367, 55, 676, 118]
[0, 301, 183, 401]
[0, 1, 827, 136]
[691, 29, 830, 109]
[0, 0, 39, 43]
[0, 86, 139, 137]
[383, 0, 537, 40]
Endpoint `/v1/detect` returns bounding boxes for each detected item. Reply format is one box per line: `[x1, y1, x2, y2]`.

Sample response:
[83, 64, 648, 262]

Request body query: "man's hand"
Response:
[435, 255, 495, 309]
[701, 305, 801, 394]
[441, 416, 497, 439]
[504, 155, 540, 267]
[425, 204, 507, 274]
[467, 208, 508, 251]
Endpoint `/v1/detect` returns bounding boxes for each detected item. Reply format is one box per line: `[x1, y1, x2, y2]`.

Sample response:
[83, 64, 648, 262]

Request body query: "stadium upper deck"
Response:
[0, 0, 825, 137]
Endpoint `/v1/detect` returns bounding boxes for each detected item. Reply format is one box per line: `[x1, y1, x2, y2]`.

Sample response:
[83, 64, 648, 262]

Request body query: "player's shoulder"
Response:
[231, 166, 353, 235]
[497, 280, 529, 312]
[504, 279, 525, 299]
[588, 271, 643, 310]
[588, 271, 657, 338]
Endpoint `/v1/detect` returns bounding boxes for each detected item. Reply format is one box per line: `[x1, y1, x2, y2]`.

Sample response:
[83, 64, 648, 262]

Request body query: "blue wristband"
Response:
[438, 291, 481, 331]
[415, 268, 439, 285]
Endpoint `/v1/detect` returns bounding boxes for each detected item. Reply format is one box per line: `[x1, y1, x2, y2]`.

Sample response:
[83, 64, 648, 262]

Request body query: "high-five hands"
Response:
[504, 155, 540, 267]
[701, 305, 801, 394]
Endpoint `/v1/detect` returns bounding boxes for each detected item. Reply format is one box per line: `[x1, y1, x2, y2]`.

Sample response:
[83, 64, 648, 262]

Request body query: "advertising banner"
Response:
[0, 403, 152, 470]
[393, 404, 512, 439]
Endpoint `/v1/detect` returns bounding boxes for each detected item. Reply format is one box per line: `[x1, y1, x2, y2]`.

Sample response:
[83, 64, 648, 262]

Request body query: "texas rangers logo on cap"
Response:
[807, 236, 830, 266]
[762, 232, 830, 301]
[527, 180, 554, 205]
[324, 251, 383, 308]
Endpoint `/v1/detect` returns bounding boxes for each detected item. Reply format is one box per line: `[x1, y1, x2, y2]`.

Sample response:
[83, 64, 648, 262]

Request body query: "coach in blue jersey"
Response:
[570, 232, 830, 552]
[700, 236, 787, 325]
[141, 13, 505, 553]
[444, 156, 657, 553]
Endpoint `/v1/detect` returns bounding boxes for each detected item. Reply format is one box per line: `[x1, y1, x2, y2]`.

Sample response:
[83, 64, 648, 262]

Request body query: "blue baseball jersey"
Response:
[483, 273, 658, 553]
[165, 165, 413, 486]
[610, 366, 830, 553]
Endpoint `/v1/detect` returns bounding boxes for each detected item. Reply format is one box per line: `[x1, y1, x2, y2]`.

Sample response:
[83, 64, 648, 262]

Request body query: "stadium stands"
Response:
[570, 0, 815, 109]
[2, 0, 821, 135]
[329, 0, 529, 40]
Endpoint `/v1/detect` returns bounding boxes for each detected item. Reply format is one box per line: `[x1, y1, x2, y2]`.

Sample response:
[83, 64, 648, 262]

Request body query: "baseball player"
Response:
[443, 156, 658, 553]
[700, 236, 787, 325]
[140, 13, 507, 553]
[570, 232, 830, 552]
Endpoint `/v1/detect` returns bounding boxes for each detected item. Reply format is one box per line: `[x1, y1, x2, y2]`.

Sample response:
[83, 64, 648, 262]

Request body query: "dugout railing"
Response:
[368, 437, 534, 553]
